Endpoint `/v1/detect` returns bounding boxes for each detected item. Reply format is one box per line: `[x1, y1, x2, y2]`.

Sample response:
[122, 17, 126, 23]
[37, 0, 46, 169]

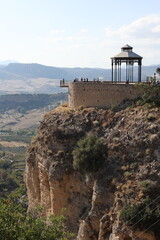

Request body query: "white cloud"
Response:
[77, 28, 88, 34]
[50, 29, 65, 35]
[103, 14, 160, 66]
[105, 14, 160, 42]
[152, 25, 160, 33]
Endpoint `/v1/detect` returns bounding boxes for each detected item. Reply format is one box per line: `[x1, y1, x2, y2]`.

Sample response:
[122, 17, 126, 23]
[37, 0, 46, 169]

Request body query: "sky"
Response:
[0, 0, 160, 68]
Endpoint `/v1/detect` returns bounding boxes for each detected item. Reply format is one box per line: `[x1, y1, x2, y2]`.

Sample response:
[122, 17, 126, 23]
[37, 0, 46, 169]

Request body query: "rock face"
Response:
[25, 105, 160, 240]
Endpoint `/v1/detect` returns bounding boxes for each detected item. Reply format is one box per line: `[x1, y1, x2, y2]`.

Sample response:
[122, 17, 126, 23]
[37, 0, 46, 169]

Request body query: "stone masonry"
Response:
[68, 81, 142, 108]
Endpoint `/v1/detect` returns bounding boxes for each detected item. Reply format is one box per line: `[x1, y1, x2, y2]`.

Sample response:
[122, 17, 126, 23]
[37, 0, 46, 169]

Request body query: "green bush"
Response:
[72, 134, 106, 173]
[0, 198, 74, 240]
[120, 199, 160, 236]
[136, 84, 160, 107]
[139, 179, 158, 196]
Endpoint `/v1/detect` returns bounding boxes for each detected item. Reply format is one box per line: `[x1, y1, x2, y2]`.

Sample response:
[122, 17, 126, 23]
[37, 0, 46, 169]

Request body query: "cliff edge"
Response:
[25, 105, 160, 240]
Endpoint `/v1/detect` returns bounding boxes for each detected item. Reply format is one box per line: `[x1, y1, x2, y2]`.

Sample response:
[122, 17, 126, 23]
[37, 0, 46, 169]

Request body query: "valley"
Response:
[0, 93, 67, 197]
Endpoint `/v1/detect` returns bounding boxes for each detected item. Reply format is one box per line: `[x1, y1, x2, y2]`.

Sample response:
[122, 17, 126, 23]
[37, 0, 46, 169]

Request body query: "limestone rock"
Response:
[25, 106, 160, 239]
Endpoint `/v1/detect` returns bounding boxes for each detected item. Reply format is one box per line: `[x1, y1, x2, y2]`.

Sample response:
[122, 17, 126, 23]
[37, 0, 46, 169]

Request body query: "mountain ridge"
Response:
[0, 62, 159, 80]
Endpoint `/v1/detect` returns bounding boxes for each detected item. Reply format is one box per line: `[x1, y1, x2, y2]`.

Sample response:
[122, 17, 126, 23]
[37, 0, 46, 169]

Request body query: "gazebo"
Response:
[111, 44, 143, 83]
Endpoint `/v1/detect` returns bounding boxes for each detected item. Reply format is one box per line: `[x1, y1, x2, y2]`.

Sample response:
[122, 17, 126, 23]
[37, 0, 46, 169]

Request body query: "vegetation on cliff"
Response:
[0, 196, 74, 240]
[136, 84, 160, 107]
[120, 197, 160, 236]
[72, 134, 106, 173]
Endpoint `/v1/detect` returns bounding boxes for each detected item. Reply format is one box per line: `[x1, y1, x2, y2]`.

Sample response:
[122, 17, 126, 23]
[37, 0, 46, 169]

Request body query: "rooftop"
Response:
[111, 44, 143, 59]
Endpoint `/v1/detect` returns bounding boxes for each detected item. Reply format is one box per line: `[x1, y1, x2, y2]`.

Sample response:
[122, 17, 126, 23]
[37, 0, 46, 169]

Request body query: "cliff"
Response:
[25, 104, 160, 240]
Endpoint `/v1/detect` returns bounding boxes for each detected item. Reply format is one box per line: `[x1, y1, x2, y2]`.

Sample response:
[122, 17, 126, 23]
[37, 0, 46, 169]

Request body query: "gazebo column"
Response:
[111, 60, 114, 82]
[126, 60, 128, 82]
[129, 61, 134, 82]
[117, 60, 121, 82]
[119, 60, 121, 82]
[117, 61, 119, 82]
[138, 59, 142, 82]
[115, 60, 117, 82]
[131, 62, 134, 82]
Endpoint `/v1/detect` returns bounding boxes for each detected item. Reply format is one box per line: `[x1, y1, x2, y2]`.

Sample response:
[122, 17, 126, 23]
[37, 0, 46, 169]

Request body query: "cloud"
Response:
[50, 29, 65, 35]
[103, 14, 160, 66]
[77, 28, 88, 34]
[152, 25, 160, 33]
[105, 14, 160, 43]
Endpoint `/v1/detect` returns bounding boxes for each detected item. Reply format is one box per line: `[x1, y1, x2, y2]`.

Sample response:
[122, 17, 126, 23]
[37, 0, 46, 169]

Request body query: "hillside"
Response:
[0, 93, 67, 132]
[0, 93, 67, 113]
[25, 103, 160, 240]
[1, 63, 109, 80]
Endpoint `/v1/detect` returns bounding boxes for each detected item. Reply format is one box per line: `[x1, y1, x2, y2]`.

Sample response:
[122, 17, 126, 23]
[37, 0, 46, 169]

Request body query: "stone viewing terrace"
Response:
[59, 44, 144, 108]
[60, 80, 142, 108]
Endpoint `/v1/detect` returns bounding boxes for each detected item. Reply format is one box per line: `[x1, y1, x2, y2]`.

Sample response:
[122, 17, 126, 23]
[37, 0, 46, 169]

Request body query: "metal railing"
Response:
[60, 80, 69, 87]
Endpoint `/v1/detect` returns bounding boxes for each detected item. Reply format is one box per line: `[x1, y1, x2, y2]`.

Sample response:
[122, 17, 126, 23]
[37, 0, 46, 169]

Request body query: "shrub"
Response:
[124, 171, 132, 178]
[136, 84, 160, 107]
[77, 105, 84, 111]
[120, 199, 160, 236]
[139, 179, 158, 195]
[147, 114, 156, 122]
[72, 134, 106, 173]
[120, 203, 141, 226]
[0, 198, 74, 240]
[61, 102, 68, 107]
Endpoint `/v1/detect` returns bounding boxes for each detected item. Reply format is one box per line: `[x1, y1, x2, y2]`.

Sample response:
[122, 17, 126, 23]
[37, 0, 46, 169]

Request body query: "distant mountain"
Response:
[0, 62, 159, 94]
[2, 63, 110, 80]
[0, 60, 19, 65]
[0, 62, 159, 80]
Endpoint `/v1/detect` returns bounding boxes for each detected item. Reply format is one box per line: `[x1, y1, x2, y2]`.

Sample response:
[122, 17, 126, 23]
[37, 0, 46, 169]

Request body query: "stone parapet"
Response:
[68, 81, 142, 108]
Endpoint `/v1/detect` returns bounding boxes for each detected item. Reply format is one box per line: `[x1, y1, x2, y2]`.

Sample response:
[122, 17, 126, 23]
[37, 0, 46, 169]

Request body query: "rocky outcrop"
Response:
[25, 105, 160, 239]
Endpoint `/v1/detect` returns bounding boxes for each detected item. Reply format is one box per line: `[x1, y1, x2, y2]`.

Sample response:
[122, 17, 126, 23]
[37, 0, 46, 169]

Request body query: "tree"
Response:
[72, 134, 106, 174]
[0, 198, 74, 240]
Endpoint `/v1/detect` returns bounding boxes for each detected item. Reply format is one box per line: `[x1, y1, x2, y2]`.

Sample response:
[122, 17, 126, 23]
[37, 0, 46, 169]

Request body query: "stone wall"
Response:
[68, 81, 142, 108]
